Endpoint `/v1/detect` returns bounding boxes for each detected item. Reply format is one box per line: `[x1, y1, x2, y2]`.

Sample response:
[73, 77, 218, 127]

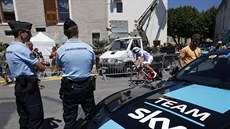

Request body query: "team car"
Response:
[80, 50, 230, 129]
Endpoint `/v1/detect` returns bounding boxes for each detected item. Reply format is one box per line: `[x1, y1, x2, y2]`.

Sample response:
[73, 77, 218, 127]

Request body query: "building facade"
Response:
[0, 0, 108, 45]
[107, 0, 168, 46]
[215, 0, 230, 43]
[0, 0, 168, 47]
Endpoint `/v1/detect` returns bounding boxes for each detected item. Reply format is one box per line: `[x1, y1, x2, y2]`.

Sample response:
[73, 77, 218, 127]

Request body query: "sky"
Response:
[168, 0, 222, 12]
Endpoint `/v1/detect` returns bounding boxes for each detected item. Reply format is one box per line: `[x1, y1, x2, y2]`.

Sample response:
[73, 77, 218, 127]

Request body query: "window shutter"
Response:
[43, 0, 57, 25]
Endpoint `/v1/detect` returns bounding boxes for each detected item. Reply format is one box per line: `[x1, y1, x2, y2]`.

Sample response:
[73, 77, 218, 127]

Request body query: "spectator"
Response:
[94, 48, 102, 73]
[50, 46, 57, 76]
[0, 51, 10, 85]
[166, 43, 175, 54]
[26, 41, 33, 51]
[218, 41, 227, 50]
[160, 43, 167, 53]
[55, 43, 60, 49]
[33, 48, 43, 58]
[2, 43, 15, 84]
[178, 34, 201, 67]
[152, 45, 158, 54]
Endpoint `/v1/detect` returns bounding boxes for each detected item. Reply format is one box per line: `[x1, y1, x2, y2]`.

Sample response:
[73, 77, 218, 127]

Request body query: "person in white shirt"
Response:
[132, 47, 157, 78]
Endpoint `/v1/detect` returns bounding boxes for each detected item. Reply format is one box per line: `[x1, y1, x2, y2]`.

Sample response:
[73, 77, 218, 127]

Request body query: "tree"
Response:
[168, 6, 200, 46]
[168, 6, 217, 46]
[92, 39, 109, 52]
[199, 6, 217, 41]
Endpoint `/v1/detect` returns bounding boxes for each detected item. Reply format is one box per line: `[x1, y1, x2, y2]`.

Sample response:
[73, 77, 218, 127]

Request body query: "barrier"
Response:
[32, 53, 179, 78]
[162, 53, 179, 74]
[99, 53, 180, 77]
[99, 57, 134, 76]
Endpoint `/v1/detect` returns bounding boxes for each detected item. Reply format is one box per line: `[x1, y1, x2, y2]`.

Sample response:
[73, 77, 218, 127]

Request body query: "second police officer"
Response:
[5, 21, 46, 129]
[56, 18, 96, 129]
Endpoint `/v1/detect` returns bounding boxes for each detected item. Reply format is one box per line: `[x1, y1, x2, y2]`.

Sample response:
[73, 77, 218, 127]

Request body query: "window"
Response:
[116, 2, 123, 13]
[35, 27, 46, 32]
[43, 0, 69, 25]
[0, 0, 16, 23]
[109, 39, 130, 51]
[176, 55, 230, 87]
[92, 33, 100, 41]
[4, 30, 13, 35]
[130, 39, 141, 50]
[57, 0, 69, 22]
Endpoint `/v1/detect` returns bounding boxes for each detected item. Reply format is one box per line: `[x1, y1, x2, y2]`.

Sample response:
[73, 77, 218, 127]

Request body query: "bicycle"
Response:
[130, 65, 162, 87]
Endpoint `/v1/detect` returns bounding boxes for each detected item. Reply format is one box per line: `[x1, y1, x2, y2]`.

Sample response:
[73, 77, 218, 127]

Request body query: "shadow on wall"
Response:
[142, 0, 167, 42]
[155, 0, 167, 40]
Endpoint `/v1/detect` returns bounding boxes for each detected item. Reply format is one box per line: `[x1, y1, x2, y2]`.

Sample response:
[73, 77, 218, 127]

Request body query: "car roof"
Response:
[114, 36, 142, 40]
[207, 49, 229, 55]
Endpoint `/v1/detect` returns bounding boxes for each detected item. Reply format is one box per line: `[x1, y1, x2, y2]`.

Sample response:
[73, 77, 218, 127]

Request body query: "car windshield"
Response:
[109, 39, 130, 51]
[175, 52, 230, 90]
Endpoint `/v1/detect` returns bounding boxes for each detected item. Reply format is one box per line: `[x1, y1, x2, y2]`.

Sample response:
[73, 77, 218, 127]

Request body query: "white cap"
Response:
[218, 41, 222, 44]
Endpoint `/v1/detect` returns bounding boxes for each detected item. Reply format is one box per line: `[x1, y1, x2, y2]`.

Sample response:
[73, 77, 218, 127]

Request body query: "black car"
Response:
[80, 50, 230, 129]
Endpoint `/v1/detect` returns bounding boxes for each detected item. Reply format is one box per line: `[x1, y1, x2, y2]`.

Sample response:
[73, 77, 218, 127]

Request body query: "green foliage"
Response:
[201, 6, 217, 40]
[168, 6, 217, 45]
[92, 39, 109, 51]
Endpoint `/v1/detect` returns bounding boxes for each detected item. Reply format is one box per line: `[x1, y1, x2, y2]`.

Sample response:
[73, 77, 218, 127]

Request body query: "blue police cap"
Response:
[64, 18, 77, 30]
[8, 21, 32, 31]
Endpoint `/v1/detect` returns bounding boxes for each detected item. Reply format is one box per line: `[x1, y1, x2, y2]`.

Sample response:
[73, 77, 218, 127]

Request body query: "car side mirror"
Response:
[170, 66, 179, 75]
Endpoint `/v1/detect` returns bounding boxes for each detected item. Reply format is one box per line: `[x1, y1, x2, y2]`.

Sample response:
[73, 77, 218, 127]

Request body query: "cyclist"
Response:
[132, 47, 157, 78]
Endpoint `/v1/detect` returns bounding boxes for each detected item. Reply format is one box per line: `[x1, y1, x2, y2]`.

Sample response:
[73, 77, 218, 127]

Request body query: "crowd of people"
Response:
[0, 41, 62, 85]
[2, 33, 227, 85]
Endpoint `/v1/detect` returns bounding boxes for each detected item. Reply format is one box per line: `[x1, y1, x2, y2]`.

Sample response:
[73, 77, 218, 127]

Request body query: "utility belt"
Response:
[61, 76, 96, 91]
[16, 75, 39, 93]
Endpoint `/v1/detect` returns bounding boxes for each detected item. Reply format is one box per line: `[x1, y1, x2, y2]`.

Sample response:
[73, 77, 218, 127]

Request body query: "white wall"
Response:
[107, 0, 168, 46]
[215, 0, 230, 41]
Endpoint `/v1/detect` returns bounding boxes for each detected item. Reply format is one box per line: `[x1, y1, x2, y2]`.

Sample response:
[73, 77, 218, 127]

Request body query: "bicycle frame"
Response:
[130, 65, 162, 87]
[135, 67, 148, 79]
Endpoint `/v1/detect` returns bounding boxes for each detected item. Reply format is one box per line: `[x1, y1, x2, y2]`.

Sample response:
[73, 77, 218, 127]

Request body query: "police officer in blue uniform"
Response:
[57, 18, 96, 129]
[5, 21, 46, 129]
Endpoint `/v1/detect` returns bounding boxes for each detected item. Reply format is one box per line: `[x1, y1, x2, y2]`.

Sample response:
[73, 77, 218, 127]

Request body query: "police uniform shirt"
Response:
[56, 38, 95, 81]
[5, 41, 38, 77]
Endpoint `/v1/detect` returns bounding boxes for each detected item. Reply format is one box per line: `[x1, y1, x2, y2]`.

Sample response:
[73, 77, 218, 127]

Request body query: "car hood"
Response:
[100, 50, 128, 59]
[82, 81, 230, 129]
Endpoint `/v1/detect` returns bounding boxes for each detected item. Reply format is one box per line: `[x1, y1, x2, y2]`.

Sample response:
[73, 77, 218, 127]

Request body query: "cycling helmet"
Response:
[132, 47, 141, 53]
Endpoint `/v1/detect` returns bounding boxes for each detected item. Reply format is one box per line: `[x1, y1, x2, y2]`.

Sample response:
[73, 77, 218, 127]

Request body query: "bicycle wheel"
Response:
[130, 67, 147, 87]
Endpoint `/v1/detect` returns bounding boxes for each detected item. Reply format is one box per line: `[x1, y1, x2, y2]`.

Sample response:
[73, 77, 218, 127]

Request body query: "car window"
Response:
[176, 54, 230, 89]
[191, 58, 215, 72]
[130, 39, 141, 50]
[109, 39, 130, 51]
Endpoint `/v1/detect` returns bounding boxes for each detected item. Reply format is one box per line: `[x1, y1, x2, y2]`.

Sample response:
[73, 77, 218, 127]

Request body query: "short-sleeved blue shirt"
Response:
[5, 41, 38, 77]
[56, 38, 95, 81]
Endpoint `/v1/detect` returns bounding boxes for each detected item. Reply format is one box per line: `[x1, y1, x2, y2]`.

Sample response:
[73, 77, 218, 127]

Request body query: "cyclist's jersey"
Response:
[134, 49, 151, 62]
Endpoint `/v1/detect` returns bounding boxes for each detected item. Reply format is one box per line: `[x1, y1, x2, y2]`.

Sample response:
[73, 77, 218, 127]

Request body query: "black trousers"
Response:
[15, 82, 44, 129]
[61, 79, 95, 129]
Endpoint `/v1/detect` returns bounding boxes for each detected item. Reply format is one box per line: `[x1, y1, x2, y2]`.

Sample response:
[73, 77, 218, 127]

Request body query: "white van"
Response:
[99, 36, 144, 74]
